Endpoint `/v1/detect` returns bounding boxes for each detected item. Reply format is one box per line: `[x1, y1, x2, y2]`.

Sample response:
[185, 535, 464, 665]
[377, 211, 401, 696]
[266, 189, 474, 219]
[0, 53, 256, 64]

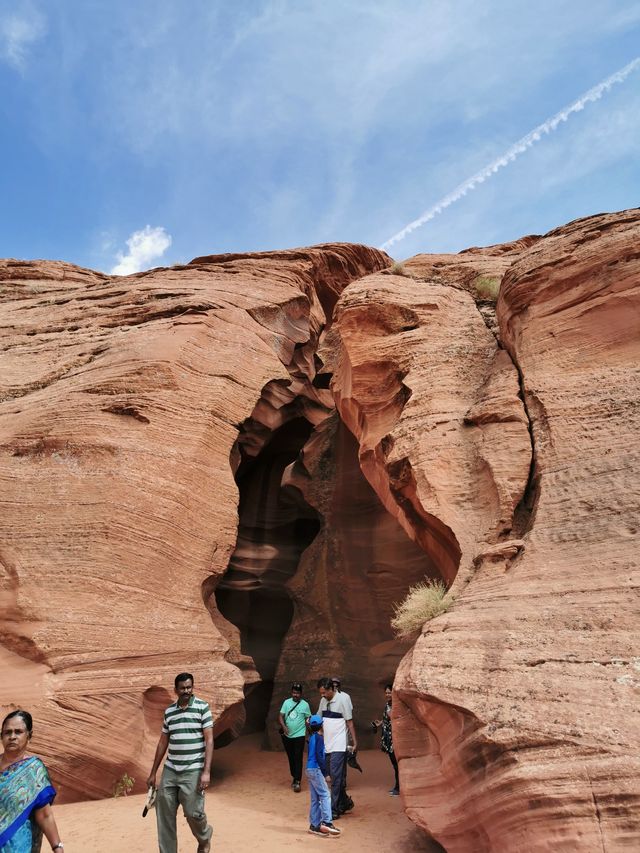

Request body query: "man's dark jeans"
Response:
[326, 751, 347, 815]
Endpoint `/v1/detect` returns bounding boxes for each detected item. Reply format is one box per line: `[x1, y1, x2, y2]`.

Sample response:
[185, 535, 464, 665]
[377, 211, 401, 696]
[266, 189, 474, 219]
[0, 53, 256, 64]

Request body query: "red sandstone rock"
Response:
[403, 234, 540, 291]
[332, 212, 640, 851]
[0, 245, 389, 799]
[2, 211, 639, 851]
[331, 264, 532, 588]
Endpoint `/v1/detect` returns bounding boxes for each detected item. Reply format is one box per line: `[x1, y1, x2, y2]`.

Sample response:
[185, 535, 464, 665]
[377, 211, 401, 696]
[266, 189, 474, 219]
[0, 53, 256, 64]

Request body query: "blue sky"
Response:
[1, 1, 639, 273]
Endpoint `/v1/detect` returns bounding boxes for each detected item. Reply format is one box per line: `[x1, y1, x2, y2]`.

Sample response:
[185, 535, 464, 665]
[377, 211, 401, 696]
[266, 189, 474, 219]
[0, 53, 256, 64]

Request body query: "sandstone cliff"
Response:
[1, 211, 638, 851]
[329, 212, 640, 851]
[0, 245, 389, 799]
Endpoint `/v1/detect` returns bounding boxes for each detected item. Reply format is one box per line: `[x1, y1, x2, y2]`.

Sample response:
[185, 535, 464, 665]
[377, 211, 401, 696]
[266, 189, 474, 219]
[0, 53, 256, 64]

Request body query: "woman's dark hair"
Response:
[174, 672, 194, 688]
[290, 682, 303, 692]
[384, 683, 393, 691]
[2, 709, 33, 736]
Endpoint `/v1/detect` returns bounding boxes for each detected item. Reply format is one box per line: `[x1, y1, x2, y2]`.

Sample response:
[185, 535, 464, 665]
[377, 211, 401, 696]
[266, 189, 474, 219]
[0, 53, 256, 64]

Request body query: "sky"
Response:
[1, 1, 639, 273]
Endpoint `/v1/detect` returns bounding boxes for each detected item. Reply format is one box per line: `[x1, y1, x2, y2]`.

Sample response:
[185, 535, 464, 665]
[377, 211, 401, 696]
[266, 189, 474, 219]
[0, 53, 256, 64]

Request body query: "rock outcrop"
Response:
[329, 211, 640, 851]
[0, 245, 389, 799]
[1, 209, 638, 851]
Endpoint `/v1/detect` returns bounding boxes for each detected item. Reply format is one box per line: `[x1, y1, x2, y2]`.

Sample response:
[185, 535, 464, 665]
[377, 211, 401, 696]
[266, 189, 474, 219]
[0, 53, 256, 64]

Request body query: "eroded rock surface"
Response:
[0, 244, 388, 799]
[264, 413, 439, 742]
[331, 212, 640, 851]
[331, 261, 532, 587]
[1, 210, 638, 851]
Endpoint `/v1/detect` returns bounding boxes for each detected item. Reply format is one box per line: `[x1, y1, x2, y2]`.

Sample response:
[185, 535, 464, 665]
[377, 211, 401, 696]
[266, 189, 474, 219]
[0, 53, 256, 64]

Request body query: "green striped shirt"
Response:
[162, 695, 214, 772]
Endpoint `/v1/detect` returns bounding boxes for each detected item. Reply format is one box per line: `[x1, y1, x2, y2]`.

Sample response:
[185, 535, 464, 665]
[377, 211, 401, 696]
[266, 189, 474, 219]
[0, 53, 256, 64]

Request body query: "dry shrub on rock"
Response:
[391, 579, 452, 637]
[474, 275, 500, 301]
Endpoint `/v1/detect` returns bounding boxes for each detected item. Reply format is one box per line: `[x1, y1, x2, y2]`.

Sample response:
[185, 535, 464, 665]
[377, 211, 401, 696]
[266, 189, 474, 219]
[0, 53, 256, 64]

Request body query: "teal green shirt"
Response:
[279, 697, 311, 738]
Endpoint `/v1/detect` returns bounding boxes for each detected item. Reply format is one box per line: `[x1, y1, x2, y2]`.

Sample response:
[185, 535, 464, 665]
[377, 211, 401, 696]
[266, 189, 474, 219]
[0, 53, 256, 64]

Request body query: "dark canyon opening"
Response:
[214, 393, 450, 748]
[215, 415, 321, 737]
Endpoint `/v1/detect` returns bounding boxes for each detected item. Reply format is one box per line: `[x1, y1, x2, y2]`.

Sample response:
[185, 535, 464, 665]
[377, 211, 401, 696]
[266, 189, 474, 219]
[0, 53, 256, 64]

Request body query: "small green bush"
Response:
[474, 275, 500, 301]
[113, 772, 135, 798]
[391, 579, 452, 638]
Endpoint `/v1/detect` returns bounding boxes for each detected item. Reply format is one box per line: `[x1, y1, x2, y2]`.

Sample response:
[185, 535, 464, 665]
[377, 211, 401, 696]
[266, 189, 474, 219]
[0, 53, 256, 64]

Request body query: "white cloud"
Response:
[110, 225, 172, 275]
[7, 2, 639, 263]
[0, 5, 45, 70]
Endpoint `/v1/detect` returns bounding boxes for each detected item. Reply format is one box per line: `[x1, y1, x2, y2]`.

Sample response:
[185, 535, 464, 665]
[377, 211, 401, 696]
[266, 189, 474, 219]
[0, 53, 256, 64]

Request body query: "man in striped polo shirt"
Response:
[317, 677, 357, 820]
[147, 672, 214, 853]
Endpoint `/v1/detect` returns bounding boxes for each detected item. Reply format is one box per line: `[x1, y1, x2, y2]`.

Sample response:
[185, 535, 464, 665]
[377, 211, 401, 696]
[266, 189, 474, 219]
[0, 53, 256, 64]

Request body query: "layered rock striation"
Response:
[0, 244, 388, 799]
[1, 210, 638, 852]
[329, 211, 640, 851]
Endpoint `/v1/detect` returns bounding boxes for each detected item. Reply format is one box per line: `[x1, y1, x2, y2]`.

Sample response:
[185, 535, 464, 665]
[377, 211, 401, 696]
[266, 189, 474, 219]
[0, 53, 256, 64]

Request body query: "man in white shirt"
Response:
[330, 677, 353, 721]
[330, 676, 355, 807]
[317, 677, 357, 818]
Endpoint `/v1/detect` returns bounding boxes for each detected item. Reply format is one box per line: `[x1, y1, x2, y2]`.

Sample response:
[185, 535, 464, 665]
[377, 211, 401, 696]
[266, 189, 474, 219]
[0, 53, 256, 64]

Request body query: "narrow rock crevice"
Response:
[203, 289, 335, 740]
[475, 298, 501, 340]
[510, 372, 541, 538]
[467, 290, 538, 543]
[214, 413, 321, 736]
[207, 256, 433, 746]
[587, 770, 607, 853]
[265, 411, 446, 743]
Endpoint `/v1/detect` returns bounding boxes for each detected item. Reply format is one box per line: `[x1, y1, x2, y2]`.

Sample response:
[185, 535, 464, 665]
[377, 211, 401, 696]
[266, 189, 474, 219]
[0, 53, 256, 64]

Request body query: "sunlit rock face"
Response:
[330, 259, 532, 588]
[342, 211, 639, 852]
[0, 244, 389, 800]
[1, 209, 639, 851]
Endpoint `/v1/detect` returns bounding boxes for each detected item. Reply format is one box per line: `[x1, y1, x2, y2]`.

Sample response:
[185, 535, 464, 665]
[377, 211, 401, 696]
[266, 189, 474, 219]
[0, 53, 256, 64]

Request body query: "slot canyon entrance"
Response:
[215, 416, 321, 735]
[214, 403, 449, 747]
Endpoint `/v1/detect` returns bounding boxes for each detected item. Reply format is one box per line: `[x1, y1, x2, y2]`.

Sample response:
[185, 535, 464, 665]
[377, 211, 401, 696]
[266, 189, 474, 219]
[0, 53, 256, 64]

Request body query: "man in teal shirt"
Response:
[278, 682, 312, 792]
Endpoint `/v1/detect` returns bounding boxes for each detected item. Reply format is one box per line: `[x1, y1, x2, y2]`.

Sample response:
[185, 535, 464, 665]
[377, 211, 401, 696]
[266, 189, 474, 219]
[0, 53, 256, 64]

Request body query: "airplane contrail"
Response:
[380, 56, 640, 252]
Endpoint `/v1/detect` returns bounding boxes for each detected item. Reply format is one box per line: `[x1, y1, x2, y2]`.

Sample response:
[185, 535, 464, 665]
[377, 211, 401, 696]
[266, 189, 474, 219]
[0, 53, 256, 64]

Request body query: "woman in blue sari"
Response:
[0, 710, 64, 852]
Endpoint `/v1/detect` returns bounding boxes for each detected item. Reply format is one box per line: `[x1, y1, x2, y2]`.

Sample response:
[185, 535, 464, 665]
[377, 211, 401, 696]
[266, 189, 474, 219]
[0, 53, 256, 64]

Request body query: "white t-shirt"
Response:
[318, 692, 352, 753]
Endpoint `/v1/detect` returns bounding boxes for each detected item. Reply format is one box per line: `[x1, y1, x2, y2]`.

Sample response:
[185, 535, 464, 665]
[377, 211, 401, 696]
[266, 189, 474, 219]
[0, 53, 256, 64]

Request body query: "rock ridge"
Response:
[1, 210, 638, 853]
[390, 209, 640, 851]
[0, 242, 390, 799]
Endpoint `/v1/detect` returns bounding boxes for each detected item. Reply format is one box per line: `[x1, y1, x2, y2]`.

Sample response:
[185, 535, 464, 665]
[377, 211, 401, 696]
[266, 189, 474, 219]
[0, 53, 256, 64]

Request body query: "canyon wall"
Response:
[330, 211, 640, 851]
[1, 210, 638, 851]
[0, 244, 389, 799]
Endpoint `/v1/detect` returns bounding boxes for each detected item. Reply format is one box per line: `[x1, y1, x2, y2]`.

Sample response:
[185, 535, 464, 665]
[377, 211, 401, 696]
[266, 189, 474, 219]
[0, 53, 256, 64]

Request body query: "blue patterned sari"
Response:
[0, 756, 56, 853]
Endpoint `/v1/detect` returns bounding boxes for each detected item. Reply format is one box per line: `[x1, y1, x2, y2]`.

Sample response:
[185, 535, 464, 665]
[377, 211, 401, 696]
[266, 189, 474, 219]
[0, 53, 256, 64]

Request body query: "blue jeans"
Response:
[306, 767, 332, 827]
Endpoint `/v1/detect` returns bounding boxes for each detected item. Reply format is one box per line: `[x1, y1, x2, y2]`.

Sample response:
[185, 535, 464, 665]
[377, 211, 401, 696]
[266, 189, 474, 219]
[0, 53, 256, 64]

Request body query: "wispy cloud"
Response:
[381, 56, 640, 251]
[110, 225, 172, 275]
[3, 3, 639, 265]
[0, 5, 45, 70]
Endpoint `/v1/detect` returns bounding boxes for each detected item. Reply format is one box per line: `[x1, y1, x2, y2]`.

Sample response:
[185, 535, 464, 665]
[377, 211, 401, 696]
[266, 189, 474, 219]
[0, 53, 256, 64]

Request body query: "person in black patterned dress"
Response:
[372, 684, 399, 795]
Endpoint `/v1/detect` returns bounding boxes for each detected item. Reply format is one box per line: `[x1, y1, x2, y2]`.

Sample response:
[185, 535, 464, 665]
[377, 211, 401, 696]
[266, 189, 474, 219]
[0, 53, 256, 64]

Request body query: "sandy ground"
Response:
[54, 734, 439, 852]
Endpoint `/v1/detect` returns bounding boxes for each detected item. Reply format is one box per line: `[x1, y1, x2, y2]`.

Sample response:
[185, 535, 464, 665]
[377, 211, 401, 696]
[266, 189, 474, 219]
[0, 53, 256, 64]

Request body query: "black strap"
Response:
[285, 699, 302, 719]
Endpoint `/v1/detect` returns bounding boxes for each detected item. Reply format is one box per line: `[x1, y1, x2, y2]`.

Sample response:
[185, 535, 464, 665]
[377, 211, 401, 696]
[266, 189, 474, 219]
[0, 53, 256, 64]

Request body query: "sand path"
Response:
[54, 734, 439, 852]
